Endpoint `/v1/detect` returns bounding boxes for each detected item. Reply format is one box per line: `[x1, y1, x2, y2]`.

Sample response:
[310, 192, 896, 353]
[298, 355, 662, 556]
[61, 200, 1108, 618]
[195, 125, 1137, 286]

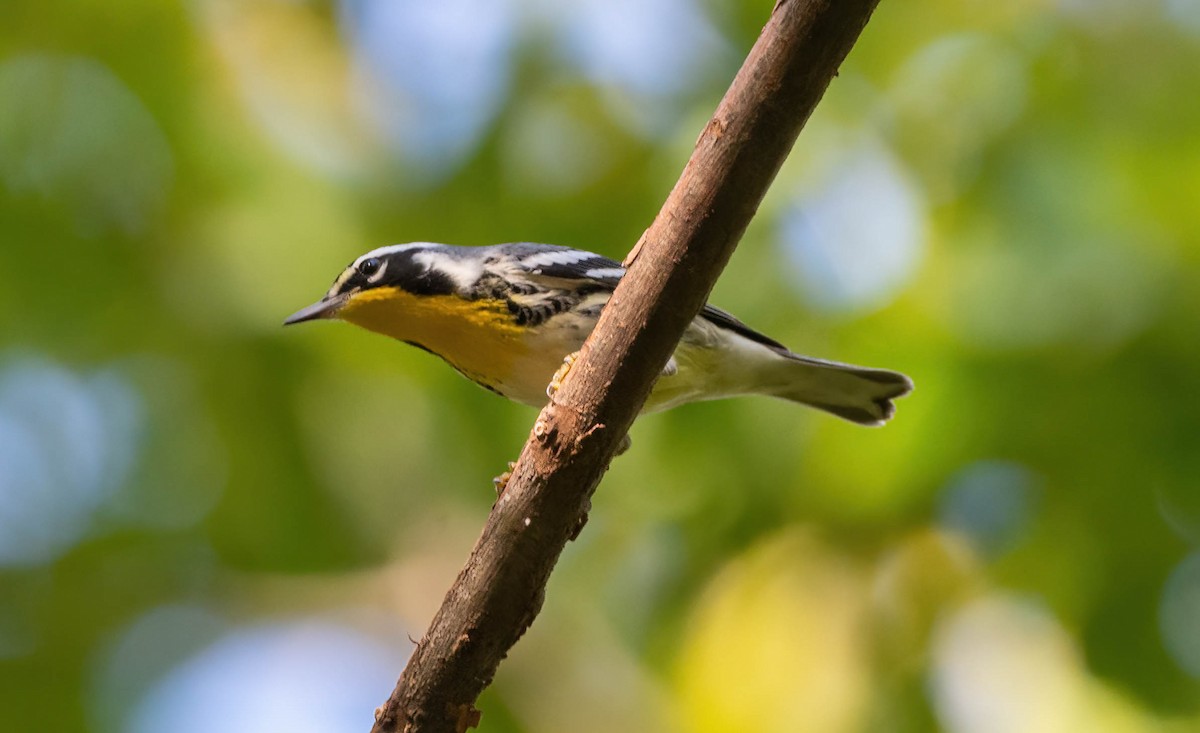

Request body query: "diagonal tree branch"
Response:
[371, 1, 882, 730]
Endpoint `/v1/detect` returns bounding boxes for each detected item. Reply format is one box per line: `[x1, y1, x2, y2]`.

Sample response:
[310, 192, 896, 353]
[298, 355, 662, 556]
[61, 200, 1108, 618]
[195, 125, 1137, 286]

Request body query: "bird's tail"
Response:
[761, 353, 913, 426]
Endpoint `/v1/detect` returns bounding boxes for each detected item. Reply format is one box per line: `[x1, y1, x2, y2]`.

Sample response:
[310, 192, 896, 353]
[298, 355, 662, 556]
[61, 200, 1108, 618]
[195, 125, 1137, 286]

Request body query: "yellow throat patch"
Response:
[336, 287, 525, 385]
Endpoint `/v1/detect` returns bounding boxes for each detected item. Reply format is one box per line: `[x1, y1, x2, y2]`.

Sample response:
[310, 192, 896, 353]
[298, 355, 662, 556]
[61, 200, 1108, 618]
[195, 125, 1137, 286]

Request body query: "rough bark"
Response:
[370, 1, 882, 730]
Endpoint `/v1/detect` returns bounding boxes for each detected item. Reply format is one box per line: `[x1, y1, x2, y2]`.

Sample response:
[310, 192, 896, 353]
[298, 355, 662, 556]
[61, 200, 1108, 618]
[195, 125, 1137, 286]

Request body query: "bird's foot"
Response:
[546, 351, 580, 399]
[493, 461, 518, 496]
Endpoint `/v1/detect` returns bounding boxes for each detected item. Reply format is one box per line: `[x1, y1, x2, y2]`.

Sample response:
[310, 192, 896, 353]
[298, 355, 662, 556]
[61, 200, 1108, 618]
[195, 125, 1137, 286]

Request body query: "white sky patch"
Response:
[0, 358, 142, 567]
[340, 0, 516, 180]
[930, 596, 1086, 733]
[537, 0, 731, 138]
[1168, 0, 1200, 35]
[780, 140, 925, 314]
[125, 620, 400, 733]
[1161, 551, 1200, 678]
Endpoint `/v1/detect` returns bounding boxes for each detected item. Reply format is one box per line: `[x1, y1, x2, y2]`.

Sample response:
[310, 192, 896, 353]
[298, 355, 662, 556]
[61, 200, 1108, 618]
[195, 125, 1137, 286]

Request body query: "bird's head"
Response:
[283, 243, 459, 327]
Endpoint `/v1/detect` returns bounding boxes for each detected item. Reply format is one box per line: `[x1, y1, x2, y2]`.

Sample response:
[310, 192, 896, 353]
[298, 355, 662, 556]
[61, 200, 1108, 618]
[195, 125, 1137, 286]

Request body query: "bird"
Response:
[284, 242, 913, 427]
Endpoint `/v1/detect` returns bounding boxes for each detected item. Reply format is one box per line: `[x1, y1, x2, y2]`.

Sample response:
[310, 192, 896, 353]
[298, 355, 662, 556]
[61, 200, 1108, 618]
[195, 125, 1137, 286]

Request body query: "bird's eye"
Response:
[358, 257, 381, 277]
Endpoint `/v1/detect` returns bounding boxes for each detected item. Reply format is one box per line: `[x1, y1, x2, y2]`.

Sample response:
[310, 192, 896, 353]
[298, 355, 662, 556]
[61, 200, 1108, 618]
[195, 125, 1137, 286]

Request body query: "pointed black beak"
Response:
[283, 296, 344, 326]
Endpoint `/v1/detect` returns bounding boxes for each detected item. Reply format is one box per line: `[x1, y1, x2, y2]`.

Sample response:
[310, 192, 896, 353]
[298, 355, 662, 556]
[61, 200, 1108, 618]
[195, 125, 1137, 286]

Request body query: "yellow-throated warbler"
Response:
[285, 242, 912, 424]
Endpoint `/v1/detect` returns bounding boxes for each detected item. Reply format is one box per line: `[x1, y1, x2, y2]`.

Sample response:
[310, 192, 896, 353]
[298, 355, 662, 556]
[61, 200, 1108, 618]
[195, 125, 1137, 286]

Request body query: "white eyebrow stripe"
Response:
[328, 267, 359, 296]
[352, 242, 431, 268]
[520, 249, 596, 268]
[585, 267, 625, 279]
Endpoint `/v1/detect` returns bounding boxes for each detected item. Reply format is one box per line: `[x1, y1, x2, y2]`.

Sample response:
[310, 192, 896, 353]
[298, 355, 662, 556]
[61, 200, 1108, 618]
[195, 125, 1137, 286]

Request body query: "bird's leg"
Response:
[546, 351, 579, 399]
[548, 351, 638, 456]
[499, 349, 623, 498]
[499, 349, 577, 497]
[493, 461, 518, 496]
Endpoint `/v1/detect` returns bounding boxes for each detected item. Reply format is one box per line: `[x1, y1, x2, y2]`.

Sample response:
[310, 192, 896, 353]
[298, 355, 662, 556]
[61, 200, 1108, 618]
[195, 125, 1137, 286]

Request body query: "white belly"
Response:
[494, 311, 776, 412]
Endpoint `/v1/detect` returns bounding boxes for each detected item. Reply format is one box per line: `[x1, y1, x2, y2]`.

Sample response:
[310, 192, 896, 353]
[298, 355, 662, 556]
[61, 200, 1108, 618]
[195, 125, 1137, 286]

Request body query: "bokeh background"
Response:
[2, 0, 1199, 731]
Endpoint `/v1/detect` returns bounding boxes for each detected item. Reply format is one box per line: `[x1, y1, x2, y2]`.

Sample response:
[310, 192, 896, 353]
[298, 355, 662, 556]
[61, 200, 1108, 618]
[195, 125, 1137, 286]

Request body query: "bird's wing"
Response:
[499, 243, 789, 351]
[468, 244, 618, 327]
[504, 244, 626, 290]
[695, 303, 789, 351]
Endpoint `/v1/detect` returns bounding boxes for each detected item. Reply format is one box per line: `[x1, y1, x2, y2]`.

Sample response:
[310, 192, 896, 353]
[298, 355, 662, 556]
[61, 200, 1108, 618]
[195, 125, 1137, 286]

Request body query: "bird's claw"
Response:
[493, 461, 518, 496]
[546, 351, 580, 399]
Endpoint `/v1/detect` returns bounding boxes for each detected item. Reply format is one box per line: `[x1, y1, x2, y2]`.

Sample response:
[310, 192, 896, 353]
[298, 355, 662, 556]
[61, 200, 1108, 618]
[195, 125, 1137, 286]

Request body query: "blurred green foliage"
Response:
[2, 1, 1199, 732]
